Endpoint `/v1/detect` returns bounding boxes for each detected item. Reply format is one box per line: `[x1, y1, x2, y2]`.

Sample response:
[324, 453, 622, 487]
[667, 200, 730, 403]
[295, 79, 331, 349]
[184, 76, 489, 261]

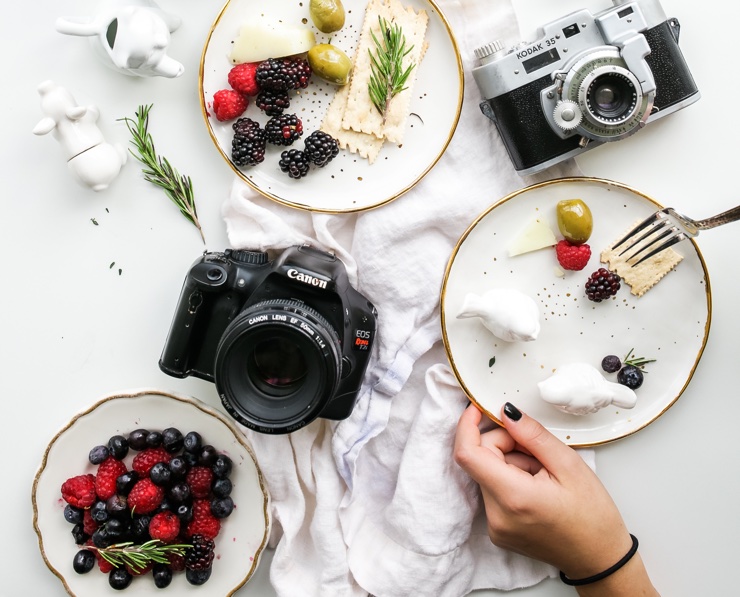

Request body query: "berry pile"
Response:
[585, 267, 621, 302]
[60, 428, 235, 590]
[601, 348, 656, 390]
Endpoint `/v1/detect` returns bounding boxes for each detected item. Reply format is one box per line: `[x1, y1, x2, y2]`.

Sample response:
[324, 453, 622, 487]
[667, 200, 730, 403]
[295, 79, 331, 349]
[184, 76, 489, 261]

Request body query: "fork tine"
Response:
[623, 226, 676, 261]
[617, 220, 669, 257]
[611, 211, 662, 250]
[629, 232, 687, 267]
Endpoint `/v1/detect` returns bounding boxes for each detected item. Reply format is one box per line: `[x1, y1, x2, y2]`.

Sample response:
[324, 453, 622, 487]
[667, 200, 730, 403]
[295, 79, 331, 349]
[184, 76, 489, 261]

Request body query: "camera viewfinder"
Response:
[562, 23, 580, 38]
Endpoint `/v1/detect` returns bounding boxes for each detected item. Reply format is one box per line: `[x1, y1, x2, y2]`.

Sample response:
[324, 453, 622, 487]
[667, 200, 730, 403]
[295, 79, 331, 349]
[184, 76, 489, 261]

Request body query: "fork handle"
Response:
[695, 205, 740, 230]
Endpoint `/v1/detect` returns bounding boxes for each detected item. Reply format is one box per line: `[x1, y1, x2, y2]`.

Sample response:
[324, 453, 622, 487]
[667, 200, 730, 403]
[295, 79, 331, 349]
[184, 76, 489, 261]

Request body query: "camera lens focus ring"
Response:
[214, 298, 343, 434]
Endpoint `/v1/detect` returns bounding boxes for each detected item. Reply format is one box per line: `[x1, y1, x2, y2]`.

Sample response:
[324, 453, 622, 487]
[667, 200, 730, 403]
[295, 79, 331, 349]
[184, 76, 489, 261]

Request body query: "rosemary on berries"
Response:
[368, 16, 415, 121]
[623, 348, 656, 370]
[88, 539, 191, 571]
[119, 104, 205, 243]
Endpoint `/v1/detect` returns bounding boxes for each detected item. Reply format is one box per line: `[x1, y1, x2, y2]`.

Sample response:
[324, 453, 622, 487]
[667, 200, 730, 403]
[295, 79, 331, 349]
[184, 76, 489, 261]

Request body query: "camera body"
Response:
[472, 0, 699, 175]
[159, 245, 377, 434]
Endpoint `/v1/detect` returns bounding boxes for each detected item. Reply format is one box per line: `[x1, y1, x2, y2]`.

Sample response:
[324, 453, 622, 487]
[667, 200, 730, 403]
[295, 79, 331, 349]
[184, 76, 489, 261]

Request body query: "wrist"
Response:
[560, 534, 639, 586]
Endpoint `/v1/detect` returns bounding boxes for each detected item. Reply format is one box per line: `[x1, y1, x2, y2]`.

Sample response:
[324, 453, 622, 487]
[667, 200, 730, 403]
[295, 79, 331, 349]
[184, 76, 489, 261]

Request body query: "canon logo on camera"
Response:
[287, 268, 329, 289]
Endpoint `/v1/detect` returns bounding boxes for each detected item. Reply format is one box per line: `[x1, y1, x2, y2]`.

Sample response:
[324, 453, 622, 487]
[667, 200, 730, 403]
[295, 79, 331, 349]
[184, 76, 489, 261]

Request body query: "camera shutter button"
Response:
[553, 100, 583, 131]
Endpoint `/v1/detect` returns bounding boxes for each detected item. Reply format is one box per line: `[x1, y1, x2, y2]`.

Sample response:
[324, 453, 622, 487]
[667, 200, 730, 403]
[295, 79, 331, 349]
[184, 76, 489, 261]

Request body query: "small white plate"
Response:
[441, 178, 712, 446]
[32, 390, 270, 596]
[199, 0, 463, 212]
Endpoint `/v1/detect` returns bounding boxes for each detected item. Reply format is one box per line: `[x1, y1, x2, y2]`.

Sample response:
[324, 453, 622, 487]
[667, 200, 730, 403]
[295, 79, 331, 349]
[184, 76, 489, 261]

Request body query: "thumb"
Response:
[500, 402, 580, 477]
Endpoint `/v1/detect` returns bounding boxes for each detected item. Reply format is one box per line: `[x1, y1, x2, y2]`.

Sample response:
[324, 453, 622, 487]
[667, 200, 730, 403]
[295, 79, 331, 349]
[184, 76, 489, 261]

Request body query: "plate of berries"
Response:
[199, 0, 463, 212]
[441, 177, 711, 446]
[32, 390, 270, 595]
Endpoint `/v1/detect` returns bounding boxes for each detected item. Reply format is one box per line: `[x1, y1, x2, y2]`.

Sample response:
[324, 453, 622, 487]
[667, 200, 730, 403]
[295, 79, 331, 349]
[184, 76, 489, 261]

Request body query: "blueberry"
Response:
[71, 523, 88, 545]
[212, 477, 232, 498]
[91, 500, 109, 523]
[116, 471, 139, 496]
[109, 567, 133, 590]
[107, 435, 129, 460]
[106, 495, 128, 519]
[64, 504, 84, 525]
[186, 567, 212, 585]
[73, 549, 96, 574]
[131, 515, 151, 541]
[601, 355, 622, 374]
[168, 482, 191, 504]
[150, 462, 172, 487]
[88, 444, 110, 465]
[210, 496, 234, 519]
[212, 454, 233, 478]
[168, 456, 189, 479]
[176, 503, 193, 523]
[128, 428, 149, 451]
[92, 526, 112, 548]
[183, 431, 202, 453]
[198, 445, 218, 466]
[152, 563, 173, 588]
[162, 427, 184, 453]
[617, 365, 644, 389]
[146, 431, 163, 448]
[105, 517, 128, 538]
[182, 451, 199, 468]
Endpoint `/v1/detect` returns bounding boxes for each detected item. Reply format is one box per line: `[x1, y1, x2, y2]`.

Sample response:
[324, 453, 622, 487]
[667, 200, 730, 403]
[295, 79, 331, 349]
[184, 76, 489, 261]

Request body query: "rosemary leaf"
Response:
[119, 105, 205, 244]
[368, 16, 415, 121]
[88, 540, 191, 570]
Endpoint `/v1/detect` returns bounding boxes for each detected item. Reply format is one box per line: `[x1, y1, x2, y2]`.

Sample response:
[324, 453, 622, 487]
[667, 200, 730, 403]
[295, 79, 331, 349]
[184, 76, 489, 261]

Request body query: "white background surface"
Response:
[2, 0, 738, 596]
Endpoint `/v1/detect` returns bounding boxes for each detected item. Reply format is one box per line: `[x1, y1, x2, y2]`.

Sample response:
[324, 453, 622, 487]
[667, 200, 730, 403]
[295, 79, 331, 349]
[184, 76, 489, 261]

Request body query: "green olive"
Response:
[556, 198, 593, 244]
[309, 0, 346, 34]
[307, 44, 352, 85]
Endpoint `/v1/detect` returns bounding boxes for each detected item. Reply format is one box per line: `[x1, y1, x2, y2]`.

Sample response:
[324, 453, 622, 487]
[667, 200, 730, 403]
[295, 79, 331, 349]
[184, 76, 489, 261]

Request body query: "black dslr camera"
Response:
[159, 246, 377, 434]
[472, 0, 699, 175]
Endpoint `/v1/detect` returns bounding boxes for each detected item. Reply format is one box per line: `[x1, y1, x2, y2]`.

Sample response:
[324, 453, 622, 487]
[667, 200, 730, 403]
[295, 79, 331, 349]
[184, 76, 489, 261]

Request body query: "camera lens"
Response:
[586, 72, 637, 122]
[214, 299, 342, 433]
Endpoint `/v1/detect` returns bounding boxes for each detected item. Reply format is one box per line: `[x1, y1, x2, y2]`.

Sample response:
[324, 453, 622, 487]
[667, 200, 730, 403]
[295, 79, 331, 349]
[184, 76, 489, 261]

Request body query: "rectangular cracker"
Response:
[322, 83, 384, 163]
[341, 0, 428, 144]
[600, 220, 684, 297]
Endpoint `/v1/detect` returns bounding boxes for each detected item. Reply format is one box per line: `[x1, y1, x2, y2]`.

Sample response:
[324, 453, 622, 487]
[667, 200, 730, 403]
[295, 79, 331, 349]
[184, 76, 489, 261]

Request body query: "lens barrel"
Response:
[214, 298, 342, 433]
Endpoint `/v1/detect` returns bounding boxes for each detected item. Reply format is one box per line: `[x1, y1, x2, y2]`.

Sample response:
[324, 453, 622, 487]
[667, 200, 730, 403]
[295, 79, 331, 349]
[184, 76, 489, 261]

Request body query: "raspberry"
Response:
[212, 89, 248, 121]
[127, 478, 164, 514]
[585, 267, 622, 302]
[167, 552, 186, 572]
[256, 57, 311, 91]
[149, 511, 181, 542]
[186, 466, 214, 499]
[303, 130, 339, 167]
[279, 149, 311, 179]
[186, 499, 221, 540]
[132, 447, 171, 476]
[126, 561, 153, 576]
[227, 62, 260, 96]
[265, 113, 304, 146]
[185, 534, 215, 571]
[95, 457, 127, 500]
[82, 508, 98, 535]
[61, 474, 97, 509]
[555, 240, 591, 271]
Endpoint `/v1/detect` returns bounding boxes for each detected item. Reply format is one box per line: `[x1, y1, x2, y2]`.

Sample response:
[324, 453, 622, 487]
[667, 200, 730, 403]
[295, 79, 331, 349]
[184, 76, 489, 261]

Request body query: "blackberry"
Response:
[185, 534, 215, 571]
[265, 114, 304, 146]
[601, 355, 621, 373]
[231, 118, 267, 167]
[585, 268, 621, 302]
[256, 57, 311, 91]
[279, 149, 311, 179]
[255, 88, 290, 116]
[618, 365, 644, 389]
[304, 131, 339, 167]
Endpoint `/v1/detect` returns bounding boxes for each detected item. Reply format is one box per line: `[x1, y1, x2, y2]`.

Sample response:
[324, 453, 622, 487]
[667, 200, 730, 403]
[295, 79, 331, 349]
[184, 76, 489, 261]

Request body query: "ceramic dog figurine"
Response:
[55, 0, 184, 78]
[33, 81, 127, 192]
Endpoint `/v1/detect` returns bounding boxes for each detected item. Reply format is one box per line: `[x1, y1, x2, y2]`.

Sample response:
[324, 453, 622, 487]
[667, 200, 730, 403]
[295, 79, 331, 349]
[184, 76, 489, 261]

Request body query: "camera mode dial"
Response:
[553, 100, 583, 131]
[226, 249, 269, 265]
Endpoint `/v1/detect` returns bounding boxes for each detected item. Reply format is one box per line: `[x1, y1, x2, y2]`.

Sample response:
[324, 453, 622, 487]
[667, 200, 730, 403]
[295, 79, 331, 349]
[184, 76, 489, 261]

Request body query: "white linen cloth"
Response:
[222, 1, 587, 595]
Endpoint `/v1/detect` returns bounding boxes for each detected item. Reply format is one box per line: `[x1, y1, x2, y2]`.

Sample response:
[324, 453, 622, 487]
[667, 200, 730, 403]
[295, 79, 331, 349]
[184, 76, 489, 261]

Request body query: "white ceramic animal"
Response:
[456, 289, 540, 342]
[55, 0, 184, 78]
[538, 362, 637, 416]
[33, 81, 127, 192]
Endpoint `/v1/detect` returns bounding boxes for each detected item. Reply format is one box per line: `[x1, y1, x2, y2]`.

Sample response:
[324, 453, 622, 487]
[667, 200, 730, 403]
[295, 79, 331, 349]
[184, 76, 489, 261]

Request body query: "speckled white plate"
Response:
[199, 0, 463, 212]
[441, 178, 712, 446]
[32, 390, 270, 596]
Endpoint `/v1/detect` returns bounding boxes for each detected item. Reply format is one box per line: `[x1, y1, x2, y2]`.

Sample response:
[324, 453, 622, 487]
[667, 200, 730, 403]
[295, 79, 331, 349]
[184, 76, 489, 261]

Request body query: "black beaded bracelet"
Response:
[559, 534, 639, 586]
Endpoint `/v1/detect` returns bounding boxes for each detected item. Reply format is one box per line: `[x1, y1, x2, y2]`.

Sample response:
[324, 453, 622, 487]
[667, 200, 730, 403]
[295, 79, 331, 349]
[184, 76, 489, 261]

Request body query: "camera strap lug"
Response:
[188, 290, 203, 315]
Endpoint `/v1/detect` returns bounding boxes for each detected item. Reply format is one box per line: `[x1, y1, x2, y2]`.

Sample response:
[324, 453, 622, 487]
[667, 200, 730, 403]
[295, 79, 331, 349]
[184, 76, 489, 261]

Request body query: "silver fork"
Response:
[611, 205, 740, 266]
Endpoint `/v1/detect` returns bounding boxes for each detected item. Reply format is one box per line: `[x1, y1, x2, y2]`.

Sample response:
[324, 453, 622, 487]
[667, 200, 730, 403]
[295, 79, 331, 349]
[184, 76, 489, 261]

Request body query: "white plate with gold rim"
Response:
[32, 390, 270, 596]
[441, 177, 711, 447]
[199, 0, 463, 213]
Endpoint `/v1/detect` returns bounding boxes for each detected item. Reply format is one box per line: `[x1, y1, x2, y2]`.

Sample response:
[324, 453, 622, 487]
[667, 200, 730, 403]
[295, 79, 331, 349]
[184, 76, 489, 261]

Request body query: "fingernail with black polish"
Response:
[503, 402, 522, 421]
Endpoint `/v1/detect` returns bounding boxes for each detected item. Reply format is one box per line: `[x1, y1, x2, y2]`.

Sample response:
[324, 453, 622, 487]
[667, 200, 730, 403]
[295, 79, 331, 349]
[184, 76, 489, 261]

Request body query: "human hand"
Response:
[454, 402, 658, 595]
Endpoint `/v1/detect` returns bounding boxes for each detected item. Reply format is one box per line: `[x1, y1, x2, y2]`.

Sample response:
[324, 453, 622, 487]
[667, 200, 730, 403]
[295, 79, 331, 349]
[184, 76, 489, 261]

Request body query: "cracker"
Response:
[600, 220, 684, 297]
[321, 83, 384, 163]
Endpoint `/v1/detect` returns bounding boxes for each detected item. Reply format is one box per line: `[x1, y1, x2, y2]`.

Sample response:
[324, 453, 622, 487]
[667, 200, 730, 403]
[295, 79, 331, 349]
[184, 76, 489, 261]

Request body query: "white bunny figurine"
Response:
[538, 362, 637, 416]
[456, 288, 541, 342]
[55, 0, 184, 78]
[33, 81, 127, 192]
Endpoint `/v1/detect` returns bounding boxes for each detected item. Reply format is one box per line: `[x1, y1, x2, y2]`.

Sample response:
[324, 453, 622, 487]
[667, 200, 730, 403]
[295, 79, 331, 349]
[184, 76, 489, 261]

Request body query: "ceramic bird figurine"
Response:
[456, 288, 540, 342]
[538, 362, 637, 415]
[55, 0, 184, 78]
[33, 81, 127, 192]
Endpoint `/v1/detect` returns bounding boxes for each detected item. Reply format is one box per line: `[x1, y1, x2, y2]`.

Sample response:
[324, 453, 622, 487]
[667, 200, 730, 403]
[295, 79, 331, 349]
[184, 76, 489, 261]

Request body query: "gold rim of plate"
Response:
[440, 176, 713, 447]
[198, 0, 464, 214]
[31, 389, 271, 597]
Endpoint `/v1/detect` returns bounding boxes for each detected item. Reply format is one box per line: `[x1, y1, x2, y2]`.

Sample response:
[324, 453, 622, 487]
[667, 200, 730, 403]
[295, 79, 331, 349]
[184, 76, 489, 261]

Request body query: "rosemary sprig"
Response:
[119, 104, 205, 244]
[623, 348, 656, 371]
[87, 540, 191, 571]
[368, 16, 415, 121]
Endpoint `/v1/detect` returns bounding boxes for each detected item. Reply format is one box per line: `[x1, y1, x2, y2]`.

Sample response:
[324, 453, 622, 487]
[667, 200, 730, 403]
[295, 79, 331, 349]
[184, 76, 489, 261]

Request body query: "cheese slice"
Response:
[508, 218, 557, 257]
[230, 22, 315, 64]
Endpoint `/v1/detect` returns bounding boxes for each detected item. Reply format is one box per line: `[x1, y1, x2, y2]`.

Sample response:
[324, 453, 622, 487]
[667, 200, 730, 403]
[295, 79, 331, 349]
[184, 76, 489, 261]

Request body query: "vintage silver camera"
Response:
[472, 0, 700, 175]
